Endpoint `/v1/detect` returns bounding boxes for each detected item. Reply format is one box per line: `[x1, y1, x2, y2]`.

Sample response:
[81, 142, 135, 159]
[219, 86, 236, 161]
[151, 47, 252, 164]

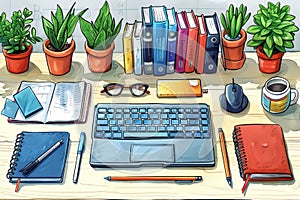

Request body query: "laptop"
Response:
[90, 103, 215, 167]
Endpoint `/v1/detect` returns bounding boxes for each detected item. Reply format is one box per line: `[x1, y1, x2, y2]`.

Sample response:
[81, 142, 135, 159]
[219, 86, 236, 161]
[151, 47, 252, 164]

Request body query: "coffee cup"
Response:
[262, 76, 299, 113]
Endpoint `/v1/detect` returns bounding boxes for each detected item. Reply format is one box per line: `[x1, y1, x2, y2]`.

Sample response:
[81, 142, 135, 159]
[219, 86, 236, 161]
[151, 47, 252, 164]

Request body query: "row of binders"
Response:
[123, 6, 221, 76]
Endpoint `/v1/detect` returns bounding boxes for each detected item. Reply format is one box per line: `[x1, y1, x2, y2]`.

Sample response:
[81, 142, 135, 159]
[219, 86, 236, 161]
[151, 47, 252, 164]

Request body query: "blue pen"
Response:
[73, 132, 85, 183]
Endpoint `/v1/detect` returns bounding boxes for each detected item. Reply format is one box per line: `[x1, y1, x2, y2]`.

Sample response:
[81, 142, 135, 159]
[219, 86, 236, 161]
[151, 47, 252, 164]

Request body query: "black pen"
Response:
[104, 176, 202, 183]
[19, 140, 63, 175]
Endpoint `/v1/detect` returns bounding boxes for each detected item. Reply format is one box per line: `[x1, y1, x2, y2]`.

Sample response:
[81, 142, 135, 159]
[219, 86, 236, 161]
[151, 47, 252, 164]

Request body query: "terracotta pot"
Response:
[43, 39, 75, 75]
[222, 53, 246, 70]
[85, 42, 114, 73]
[222, 29, 247, 61]
[3, 44, 32, 74]
[256, 46, 284, 74]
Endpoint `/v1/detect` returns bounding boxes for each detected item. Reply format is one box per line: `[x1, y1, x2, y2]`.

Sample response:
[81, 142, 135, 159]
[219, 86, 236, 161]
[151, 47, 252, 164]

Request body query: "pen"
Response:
[73, 132, 85, 183]
[104, 176, 202, 183]
[19, 139, 63, 175]
[218, 128, 233, 188]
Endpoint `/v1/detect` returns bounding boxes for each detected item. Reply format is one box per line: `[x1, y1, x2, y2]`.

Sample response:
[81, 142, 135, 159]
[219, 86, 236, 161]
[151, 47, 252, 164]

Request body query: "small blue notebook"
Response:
[13, 86, 43, 118]
[6, 131, 70, 183]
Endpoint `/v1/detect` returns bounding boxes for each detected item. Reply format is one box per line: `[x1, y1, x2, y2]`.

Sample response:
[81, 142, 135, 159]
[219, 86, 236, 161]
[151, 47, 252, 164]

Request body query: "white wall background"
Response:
[2, 0, 300, 52]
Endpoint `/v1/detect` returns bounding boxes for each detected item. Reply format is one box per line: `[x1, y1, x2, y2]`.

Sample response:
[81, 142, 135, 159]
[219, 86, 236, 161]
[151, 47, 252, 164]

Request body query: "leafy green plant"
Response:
[42, 3, 87, 51]
[247, 2, 299, 58]
[79, 1, 123, 50]
[220, 4, 251, 39]
[0, 8, 42, 54]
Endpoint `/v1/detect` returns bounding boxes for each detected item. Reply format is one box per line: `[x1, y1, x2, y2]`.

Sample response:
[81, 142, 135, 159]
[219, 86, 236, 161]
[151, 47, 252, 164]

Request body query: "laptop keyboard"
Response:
[93, 103, 211, 139]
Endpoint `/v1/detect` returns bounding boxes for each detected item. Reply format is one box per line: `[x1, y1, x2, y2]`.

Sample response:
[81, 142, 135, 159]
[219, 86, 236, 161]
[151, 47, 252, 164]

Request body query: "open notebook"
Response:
[9, 81, 91, 123]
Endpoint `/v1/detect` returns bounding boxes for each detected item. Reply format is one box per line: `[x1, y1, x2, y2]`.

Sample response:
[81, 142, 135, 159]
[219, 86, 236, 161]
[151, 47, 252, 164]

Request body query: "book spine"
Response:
[142, 26, 153, 75]
[233, 127, 248, 180]
[6, 132, 24, 179]
[153, 23, 168, 76]
[166, 30, 177, 74]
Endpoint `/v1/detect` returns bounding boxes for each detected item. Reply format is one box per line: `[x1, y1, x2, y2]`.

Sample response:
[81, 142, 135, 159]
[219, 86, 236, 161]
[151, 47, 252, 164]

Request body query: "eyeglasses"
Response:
[101, 83, 150, 97]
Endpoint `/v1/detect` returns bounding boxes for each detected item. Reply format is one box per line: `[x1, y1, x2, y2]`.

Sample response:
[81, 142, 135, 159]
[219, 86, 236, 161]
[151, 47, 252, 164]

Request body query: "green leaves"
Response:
[220, 4, 251, 39]
[79, 1, 123, 50]
[247, 2, 299, 58]
[42, 3, 87, 51]
[0, 7, 42, 54]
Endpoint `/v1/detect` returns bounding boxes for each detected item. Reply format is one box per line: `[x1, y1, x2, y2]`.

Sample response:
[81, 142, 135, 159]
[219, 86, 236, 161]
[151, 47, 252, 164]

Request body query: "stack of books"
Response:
[123, 6, 221, 76]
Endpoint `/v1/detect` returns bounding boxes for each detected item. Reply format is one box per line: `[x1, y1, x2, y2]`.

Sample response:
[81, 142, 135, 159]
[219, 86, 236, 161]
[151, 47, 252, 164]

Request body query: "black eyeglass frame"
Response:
[101, 83, 150, 97]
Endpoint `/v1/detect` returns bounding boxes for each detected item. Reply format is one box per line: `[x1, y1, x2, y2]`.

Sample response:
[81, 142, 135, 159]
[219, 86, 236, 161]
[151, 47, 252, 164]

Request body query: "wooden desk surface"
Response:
[0, 53, 299, 199]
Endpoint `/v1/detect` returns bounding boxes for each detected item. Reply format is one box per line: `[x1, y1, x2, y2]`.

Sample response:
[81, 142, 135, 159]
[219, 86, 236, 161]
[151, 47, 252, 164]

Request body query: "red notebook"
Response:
[233, 124, 293, 194]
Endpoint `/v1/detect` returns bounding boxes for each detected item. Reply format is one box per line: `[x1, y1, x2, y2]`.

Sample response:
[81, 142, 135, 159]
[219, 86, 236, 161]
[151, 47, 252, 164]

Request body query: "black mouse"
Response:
[220, 79, 249, 113]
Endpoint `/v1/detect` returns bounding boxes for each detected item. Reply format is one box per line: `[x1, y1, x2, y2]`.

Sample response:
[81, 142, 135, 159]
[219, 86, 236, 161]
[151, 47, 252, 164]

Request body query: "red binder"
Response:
[195, 14, 207, 74]
[175, 11, 188, 73]
[184, 10, 199, 73]
[233, 124, 293, 194]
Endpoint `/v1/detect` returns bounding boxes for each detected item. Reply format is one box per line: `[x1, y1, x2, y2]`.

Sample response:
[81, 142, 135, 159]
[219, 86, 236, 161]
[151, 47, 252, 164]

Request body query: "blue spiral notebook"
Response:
[7, 131, 70, 183]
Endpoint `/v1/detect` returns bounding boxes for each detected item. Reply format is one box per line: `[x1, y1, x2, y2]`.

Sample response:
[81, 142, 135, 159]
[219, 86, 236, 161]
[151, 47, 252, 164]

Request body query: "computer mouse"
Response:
[219, 79, 249, 113]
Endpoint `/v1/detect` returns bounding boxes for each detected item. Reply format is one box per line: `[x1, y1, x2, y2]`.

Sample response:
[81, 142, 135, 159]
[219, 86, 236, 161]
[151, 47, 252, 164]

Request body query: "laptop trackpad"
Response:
[130, 144, 175, 163]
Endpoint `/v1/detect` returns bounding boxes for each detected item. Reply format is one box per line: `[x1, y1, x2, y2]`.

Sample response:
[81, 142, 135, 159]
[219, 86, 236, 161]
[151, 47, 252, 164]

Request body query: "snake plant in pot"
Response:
[42, 3, 87, 75]
[79, 1, 123, 73]
[0, 8, 42, 74]
[247, 2, 299, 73]
[220, 4, 251, 70]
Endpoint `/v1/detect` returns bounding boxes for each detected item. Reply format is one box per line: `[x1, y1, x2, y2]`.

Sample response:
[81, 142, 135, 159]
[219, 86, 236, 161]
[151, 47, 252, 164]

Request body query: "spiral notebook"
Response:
[233, 124, 293, 194]
[7, 131, 70, 184]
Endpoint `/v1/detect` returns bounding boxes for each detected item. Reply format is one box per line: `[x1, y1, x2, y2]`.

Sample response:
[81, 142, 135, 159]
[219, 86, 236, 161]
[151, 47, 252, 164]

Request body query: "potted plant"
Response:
[79, 1, 123, 73]
[42, 3, 87, 75]
[220, 4, 251, 70]
[247, 2, 299, 74]
[0, 8, 42, 74]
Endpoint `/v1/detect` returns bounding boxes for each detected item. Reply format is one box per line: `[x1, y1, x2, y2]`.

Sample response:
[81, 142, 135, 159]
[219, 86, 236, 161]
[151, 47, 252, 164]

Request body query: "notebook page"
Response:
[46, 82, 85, 123]
[14, 82, 55, 123]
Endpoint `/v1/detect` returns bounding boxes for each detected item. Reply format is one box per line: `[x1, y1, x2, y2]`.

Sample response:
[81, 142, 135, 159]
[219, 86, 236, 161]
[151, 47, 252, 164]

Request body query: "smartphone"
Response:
[157, 79, 203, 98]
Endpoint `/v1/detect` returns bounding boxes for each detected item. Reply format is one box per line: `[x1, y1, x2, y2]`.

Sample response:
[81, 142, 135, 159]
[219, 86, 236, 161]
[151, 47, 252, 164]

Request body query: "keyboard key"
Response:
[178, 114, 185, 119]
[124, 132, 168, 138]
[144, 120, 152, 125]
[123, 108, 130, 113]
[117, 120, 124, 125]
[108, 108, 114, 113]
[128, 126, 137, 132]
[113, 132, 122, 139]
[156, 108, 162, 113]
[131, 108, 138, 113]
[184, 126, 200, 131]
[171, 120, 179, 125]
[192, 108, 199, 113]
[180, 119, 188, 125]
[202, 120, 208, 125]
[153, 120, 161, 125]
[176, 126, 183, 131]
[160, 114, 168, 119]
[131, 114, 139, 119]
[169, 132, 184, 138]
[109, 120, 116, 125]
[125, 120, 133, 125]
[163, 108, 170, 113]
[202, 126, 209, 132]
[97, 114, 106, 119]
[171, 108, 178, 113]
[119, 126, 127, 132]
[141, 113, 148, 119]
[201, 108, 207, 113]
[148, 108, 154, 113]
[169, 114, 177, 119]
[185, 108, 191, 113]
[162, 120, 170, 125]
[115, 114, 122, 119]
[138, 126, 146, 131]
[178, 108, 184, 113]
[194, 132, 202, 138]
[107, 114, 114, 119]
[134, 120, 142, 125]
[116, 109, 123, 113]
[94, 132, 103, 138]
[190, 120, 200, 125]
[201, 113, 208, 119]
[149, 114, 159, 119]
[166, 126, 175, 131]
[185, 132, 193, 138]
[158, 126, 166, 131]
[147, 126, 156, 131]
[139, 108, 146, 113]
[104, 132, 112, 138]
[186, 114, 199, 119]
[96, 126, 110, 131]
[98, 108, 106, 113]
[123, 114, 130, 119]
[111, 126, 119, 131]
[97, 120, 108, 125]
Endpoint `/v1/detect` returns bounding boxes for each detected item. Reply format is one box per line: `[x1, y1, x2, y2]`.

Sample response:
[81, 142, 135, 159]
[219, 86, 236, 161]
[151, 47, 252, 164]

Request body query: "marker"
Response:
[73, 132, 85, 183]
[104, 176, 202, 183]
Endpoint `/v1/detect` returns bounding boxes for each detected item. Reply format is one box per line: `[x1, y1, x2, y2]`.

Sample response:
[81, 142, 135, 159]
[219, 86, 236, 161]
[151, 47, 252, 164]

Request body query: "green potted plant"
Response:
[220, 4, 251, 70]
[247, 2, 299, 74]
[79, 1, 123, 73]
[42, 3, 87, 75]
[0, 8, 42, 74]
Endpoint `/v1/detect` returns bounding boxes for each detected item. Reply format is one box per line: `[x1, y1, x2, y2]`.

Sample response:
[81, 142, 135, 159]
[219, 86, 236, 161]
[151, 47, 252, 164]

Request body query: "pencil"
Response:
[218, 128, 233, 188]
[104, 176, 202, 182]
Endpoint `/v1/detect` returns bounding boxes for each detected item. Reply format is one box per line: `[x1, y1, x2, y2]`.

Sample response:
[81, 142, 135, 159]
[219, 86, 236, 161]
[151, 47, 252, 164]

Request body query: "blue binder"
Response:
[141, 6, 153, 75]
[151, 6, 169, 76]
[204, 13, 220, 74]
[166, 7, 177, 74]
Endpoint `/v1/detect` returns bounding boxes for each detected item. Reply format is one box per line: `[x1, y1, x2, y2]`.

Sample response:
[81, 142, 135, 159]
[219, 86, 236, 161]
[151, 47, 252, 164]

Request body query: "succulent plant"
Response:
[0, 8, 42, 54]
[220, 4, 251, 39]
[79, 1, 123, 50]
[42, 3, 87, 51]
[247, 2, 299, 58]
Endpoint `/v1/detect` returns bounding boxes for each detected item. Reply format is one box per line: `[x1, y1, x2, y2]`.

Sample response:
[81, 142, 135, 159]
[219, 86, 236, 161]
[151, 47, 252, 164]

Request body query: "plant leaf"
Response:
[263, 43, 273, 58]
[220, 13, 227, 32]
[95, 1, 110, 30]
[273, 34, 283, 46]
[93, 29, 106, 49]
[51, 12, 59, 35]
[242, 13, 251, 26]
[235, 12, 243, 38]
[261, 16, 267, 27]
[275, 44, 286, 52]
[57, 29, 68, 50]
[42, 16, 54, 38]
[247, 25, 262, 34]
[247, 39, 263, 47]
[277, 21, 294, 29]
[79, 17, 97, 47]
[266, 35, 273, 48]
[282, 32, 294, 40]
[281, 5, 290, 13]
[48, 28, 59, 49]
[55, 4, 64, 27]
[253, 33, 266, 41]
[230, 16, 236, 38]
[283, 14, 295, 21]
[285, 25, 299, 32]
[273, 29, 283, 35]
[68, 8, 88, 37]
[283, 40, 294, 48]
